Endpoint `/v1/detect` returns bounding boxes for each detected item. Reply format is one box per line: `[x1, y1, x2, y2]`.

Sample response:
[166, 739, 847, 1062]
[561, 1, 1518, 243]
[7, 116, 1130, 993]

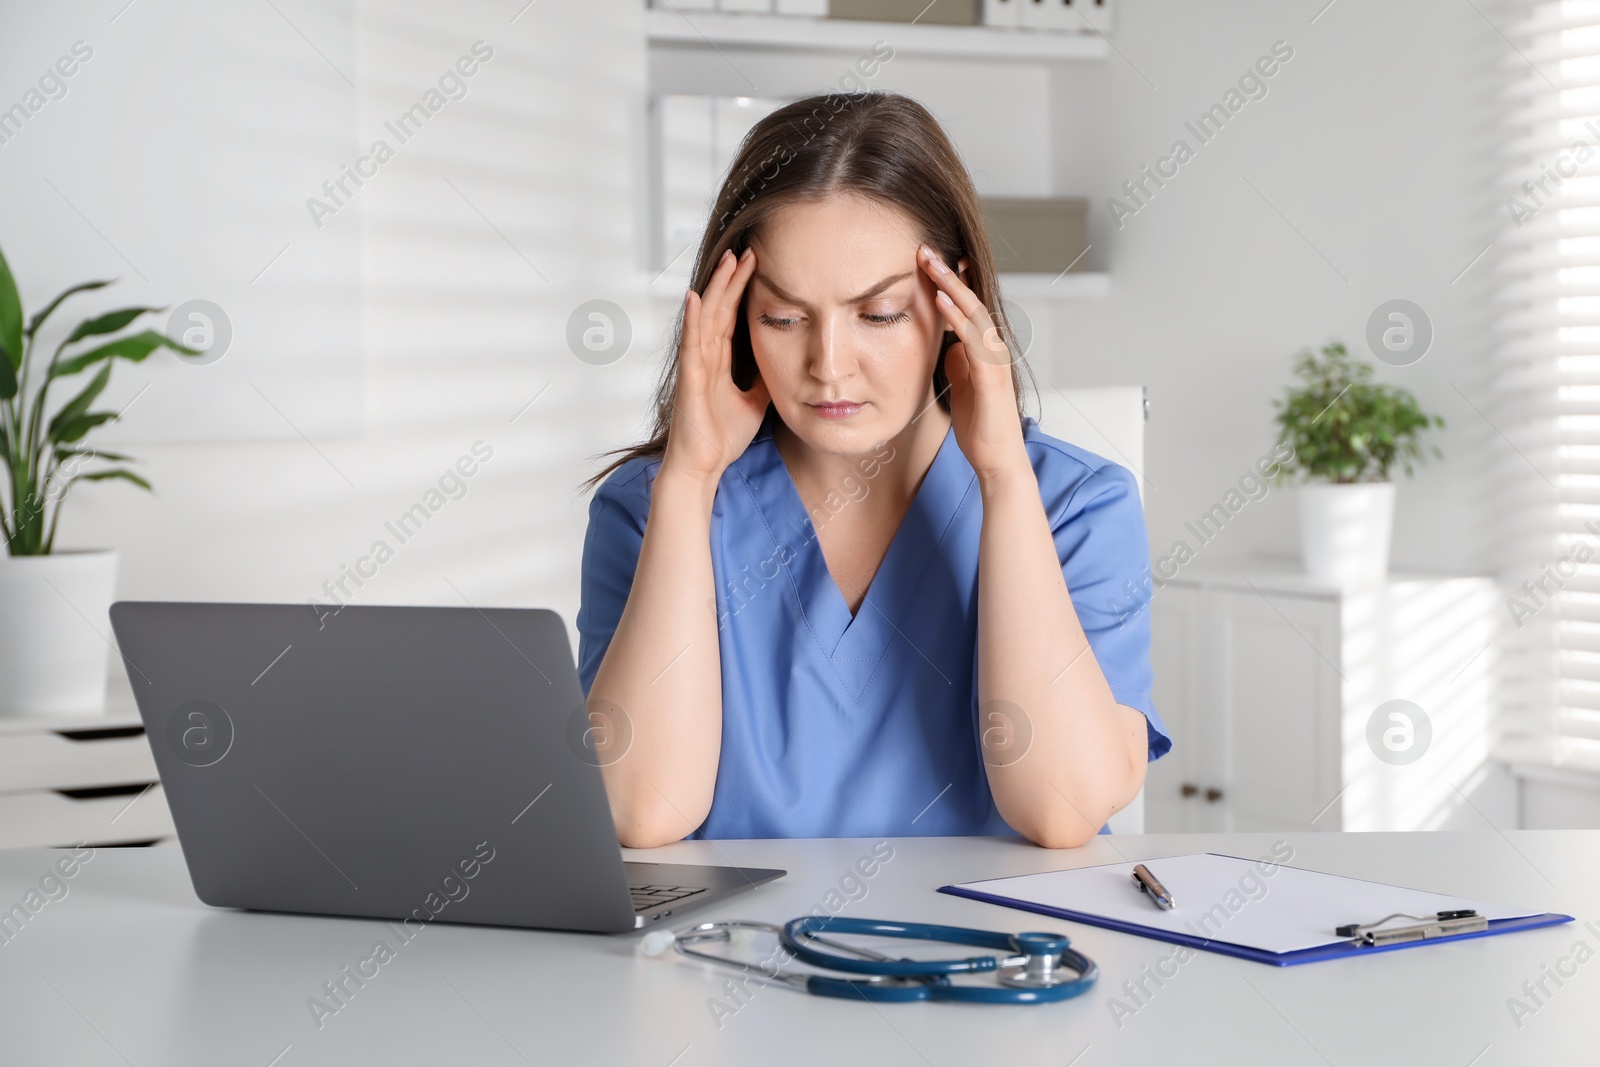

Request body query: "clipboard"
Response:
[938, 852, 1574, 967]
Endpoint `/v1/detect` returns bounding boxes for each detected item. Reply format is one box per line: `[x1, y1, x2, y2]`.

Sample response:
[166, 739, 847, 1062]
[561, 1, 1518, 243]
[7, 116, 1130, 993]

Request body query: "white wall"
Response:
[24, 1, 1070, 680]
[9, 2, 1499, 713]
[1048, 0, 1498, 578]
[0, 2, 365, 440]
[21, 1, 650, 669]
[1042, 2, 1567, 824]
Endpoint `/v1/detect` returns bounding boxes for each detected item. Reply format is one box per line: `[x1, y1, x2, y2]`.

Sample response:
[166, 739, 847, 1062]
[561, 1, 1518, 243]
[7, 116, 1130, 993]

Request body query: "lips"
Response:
[808, 401, 864, 420]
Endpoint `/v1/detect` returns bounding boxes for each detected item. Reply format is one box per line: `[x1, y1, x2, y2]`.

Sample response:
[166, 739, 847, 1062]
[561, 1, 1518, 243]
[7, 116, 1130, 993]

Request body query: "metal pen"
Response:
[1132, 863, 1174, 910]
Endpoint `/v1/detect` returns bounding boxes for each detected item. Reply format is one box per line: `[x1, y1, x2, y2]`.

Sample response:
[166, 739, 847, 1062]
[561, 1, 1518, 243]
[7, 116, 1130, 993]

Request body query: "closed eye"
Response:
[757, 311, 910, 330]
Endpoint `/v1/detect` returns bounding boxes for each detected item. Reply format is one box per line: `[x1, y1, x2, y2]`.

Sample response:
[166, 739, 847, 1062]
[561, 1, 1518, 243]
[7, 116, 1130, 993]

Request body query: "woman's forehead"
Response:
[750, 201, 926, 304]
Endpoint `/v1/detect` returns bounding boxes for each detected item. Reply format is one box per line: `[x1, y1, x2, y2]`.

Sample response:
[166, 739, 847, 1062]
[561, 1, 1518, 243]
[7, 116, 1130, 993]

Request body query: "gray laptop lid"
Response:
[109, 602, 642, 933]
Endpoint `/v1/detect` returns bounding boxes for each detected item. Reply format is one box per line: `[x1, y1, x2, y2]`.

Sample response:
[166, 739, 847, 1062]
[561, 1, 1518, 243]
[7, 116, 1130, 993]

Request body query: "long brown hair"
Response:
[586, 89, 1035, 491]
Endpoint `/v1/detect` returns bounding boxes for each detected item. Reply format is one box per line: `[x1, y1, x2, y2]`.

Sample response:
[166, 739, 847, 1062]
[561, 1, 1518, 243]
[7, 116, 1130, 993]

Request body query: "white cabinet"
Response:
[0, 681, 175, 848]
[1146, 565, 1499, 833]
[1144, 576, 1209, 832]
[1213, 589, 1342, 832]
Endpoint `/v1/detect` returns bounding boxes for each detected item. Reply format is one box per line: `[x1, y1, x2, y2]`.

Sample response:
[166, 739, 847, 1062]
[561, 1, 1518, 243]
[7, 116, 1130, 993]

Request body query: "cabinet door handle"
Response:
[1204, 787, 1224, 803]
[1180, 783, 1198, 798]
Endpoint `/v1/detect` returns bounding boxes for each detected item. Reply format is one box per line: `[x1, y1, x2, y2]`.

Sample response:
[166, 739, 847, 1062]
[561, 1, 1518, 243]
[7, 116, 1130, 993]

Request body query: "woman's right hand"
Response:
[663, 246, 771, 484]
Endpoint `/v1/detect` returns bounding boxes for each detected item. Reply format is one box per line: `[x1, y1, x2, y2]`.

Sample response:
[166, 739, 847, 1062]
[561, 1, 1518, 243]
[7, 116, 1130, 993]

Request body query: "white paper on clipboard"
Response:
[950, 854, 1542, 955]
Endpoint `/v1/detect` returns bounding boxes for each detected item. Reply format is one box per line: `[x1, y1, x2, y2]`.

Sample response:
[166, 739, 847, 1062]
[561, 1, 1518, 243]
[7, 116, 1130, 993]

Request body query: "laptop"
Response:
[108, 601, 784, 933]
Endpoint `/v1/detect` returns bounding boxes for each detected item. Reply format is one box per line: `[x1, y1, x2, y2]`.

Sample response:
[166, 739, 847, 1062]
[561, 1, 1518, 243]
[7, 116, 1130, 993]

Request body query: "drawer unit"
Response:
[0, 784, 173, 849]
[0, 725, 158, 793]
[0, 711, 174, 847]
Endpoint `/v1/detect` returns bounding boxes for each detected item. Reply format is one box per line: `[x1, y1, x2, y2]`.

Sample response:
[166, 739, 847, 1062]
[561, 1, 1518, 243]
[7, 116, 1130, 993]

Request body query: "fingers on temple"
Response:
[701, 248, 745, 335]
[715, 248, 756, 337]
[939, 287, 1006, 365]
[695, 250, 734, 341]
[925, 253, 1003, 362]
[934, 289, 975, 346]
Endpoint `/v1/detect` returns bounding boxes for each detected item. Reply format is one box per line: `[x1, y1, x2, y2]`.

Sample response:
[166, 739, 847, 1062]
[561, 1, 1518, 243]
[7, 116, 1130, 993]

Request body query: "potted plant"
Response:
[0, 241, 197, 716]
[1270, 341, 1445, 585]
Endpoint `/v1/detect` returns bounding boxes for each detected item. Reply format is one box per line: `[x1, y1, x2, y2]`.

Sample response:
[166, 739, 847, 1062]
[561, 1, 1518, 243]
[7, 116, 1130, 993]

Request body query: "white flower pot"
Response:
[1298, 482, 1395, 585]
[0, 549, 119, 717]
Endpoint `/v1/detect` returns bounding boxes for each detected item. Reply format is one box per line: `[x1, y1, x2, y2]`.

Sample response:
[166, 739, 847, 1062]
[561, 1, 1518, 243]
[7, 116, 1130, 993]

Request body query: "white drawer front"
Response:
[0, 785, 174, 849]
[0, 728, 158, 794]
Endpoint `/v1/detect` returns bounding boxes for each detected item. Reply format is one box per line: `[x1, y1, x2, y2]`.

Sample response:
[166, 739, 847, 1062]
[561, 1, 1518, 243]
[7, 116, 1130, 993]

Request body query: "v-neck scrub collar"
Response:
[576, 416, 1170, 841]
[727, 414, 970, 671]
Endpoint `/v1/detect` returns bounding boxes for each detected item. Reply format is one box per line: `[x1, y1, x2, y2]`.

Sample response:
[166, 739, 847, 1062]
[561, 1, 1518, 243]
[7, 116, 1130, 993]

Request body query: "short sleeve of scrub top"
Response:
[576, 415, 1171, 841]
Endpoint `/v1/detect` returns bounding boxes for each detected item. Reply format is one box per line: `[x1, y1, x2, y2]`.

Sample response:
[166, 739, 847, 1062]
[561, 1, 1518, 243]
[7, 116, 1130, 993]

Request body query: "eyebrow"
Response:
[752, 269, 916, 307]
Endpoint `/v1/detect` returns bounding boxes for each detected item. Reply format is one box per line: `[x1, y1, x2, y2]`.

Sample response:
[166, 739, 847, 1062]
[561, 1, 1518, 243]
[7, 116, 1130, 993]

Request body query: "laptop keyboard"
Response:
[630, 884, 707, 912]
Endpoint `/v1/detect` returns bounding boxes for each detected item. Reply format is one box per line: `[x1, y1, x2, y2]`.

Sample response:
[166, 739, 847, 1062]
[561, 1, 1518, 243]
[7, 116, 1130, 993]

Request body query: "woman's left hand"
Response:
[918, 243, 1030, 485]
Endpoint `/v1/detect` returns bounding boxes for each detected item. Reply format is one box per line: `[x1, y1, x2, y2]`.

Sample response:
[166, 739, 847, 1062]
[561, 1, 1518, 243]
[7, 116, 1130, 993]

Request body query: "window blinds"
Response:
[1500, 0, 1600, 763]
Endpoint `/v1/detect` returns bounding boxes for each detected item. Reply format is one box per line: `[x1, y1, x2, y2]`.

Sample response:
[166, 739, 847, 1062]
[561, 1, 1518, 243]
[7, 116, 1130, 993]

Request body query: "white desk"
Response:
[1, 832, 1592, 1065]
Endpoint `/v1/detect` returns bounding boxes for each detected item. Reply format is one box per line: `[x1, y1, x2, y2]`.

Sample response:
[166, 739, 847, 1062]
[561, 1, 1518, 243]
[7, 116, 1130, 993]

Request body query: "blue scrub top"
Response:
[577, 414, 1170, 840]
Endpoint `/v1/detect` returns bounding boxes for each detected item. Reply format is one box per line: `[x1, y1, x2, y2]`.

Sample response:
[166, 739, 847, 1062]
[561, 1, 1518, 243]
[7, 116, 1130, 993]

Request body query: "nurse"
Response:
[578, 91, 1170, 848]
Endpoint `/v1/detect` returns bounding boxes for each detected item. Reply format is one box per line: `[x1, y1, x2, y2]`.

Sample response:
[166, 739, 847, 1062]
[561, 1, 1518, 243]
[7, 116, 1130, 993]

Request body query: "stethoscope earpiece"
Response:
[639, 928, 676, 957]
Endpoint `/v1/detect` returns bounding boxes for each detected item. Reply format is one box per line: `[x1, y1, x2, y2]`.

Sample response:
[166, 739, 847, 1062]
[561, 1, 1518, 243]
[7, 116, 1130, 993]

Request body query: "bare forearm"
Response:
[588, 461, 726, 846]
[976, 465, 1146, 848]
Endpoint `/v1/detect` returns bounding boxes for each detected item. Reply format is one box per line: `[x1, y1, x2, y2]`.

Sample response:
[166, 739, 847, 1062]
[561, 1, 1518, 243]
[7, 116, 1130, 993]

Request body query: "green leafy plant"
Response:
[1271, 341, 1445, 484]
[0, 240, 199, 556]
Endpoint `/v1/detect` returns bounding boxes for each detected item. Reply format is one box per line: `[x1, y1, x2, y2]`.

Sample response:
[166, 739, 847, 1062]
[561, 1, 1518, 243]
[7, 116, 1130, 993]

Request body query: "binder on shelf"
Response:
[827, 0, 981, 24]
[939, 852, 1574, 967]
[1014, 0, 1113, 32]
[982, 0, 1020, 28]
[1017, 0, 1056, 30]
[1083, 0, 1114, 32]
[980, 196, 1089, 274]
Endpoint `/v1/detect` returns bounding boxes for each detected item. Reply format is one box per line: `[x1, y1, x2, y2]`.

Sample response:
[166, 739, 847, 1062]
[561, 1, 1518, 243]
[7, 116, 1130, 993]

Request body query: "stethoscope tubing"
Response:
[782, 916, 1022, 976]
[656, 916, 1098, 1004]
[799, 970, 1097, 1004]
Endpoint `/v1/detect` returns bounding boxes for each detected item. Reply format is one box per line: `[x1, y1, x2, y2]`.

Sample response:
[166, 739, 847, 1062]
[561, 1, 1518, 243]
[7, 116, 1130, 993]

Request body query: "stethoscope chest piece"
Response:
[996, 932, 1078, 989]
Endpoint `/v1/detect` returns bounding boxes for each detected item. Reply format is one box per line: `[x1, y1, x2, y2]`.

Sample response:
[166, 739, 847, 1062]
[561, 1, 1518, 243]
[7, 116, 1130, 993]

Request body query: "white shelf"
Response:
[649, 269, 1108, 301]
[1153, 559, 1498, 600]
[645, 10, 1108, 61]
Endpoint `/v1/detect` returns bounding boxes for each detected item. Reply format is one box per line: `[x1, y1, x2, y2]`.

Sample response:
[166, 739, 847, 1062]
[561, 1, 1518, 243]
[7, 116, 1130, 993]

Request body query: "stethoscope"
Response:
[641, 915, 1098, 1003]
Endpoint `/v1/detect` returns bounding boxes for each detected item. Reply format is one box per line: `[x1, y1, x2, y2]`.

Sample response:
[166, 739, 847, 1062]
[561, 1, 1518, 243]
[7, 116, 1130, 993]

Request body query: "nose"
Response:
[807, 312, 857, 386]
